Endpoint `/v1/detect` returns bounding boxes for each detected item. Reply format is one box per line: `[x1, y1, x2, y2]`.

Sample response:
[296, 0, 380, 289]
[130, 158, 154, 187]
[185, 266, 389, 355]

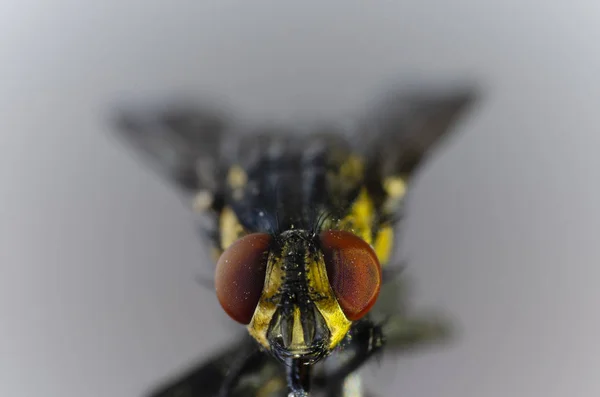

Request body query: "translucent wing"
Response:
[356, 82, 479, 182]
[110, 98, 231, 198]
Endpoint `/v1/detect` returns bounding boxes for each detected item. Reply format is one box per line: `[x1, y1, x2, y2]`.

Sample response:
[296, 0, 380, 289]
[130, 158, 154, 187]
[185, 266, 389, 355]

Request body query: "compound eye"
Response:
[319, 230, 382, 321]
[215, 233, 271, 324]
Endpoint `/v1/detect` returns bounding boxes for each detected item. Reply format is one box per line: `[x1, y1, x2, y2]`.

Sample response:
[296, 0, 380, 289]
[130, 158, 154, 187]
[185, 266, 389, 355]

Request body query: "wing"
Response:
[110, 98, 232, 199]
[349, 82, 480, 226]
[356, 82, 479, 181]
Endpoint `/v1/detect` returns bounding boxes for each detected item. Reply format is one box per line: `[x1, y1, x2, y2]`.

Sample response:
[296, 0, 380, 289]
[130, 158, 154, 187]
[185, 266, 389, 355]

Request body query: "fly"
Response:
[110, 82, 478, 397]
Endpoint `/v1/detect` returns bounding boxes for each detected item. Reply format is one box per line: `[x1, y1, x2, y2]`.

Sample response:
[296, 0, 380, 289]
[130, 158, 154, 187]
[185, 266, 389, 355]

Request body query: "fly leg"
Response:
[311, 313, 450, 396]
[286, 358, 312, 397]
[313, 319, 385, 392]
[146, 335, 268, 397]
[217, 344, 266, 397]
[307, 261, 410, 392]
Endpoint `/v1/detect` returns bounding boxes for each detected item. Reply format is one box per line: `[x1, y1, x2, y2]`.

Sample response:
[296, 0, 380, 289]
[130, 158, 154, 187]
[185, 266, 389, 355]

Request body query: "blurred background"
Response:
[2, 1, 599, 396]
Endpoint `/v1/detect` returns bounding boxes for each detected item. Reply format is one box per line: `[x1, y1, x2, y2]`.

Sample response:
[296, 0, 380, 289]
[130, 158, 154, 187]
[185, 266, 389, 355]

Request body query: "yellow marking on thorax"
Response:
[384, 176, 407, 199]
[373, 225, 394, 266]
[339, 154, 364, 184]
[192, 190, 214, 212]
[376, 176, 408, 265]
[382, 176, 408, 215]
[338, 188, 376, 246]
[227, 165, 248, 189]
[323, 184, 401, 267]
[219, 206, 246, 252]
[326, 154, 365, 211]
[227, 165, 248, 201]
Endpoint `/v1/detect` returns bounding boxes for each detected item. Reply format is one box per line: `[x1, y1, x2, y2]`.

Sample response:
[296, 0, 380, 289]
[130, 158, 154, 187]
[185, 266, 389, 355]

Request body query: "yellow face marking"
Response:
[291, 307, 305, 348]
[247, 252, 282, 348]
[307, 251, 352, 349]
[247, 245, 352, 352]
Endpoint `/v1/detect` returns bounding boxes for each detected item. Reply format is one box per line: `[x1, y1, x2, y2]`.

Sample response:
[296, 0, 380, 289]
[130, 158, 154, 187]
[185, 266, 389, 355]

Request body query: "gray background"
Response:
[2, 1, 599, 396]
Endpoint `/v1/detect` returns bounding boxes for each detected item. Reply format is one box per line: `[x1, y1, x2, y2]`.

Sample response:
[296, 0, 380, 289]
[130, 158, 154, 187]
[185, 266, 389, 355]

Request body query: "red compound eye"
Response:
[215, 233, 271, 324]
[320, 230, 382, 321]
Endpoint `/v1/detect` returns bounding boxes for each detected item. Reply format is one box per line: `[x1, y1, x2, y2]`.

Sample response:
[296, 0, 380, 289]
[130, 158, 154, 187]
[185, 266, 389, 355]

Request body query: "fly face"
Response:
[111, 81, 479, 397]
[216, 228, 381, 367]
